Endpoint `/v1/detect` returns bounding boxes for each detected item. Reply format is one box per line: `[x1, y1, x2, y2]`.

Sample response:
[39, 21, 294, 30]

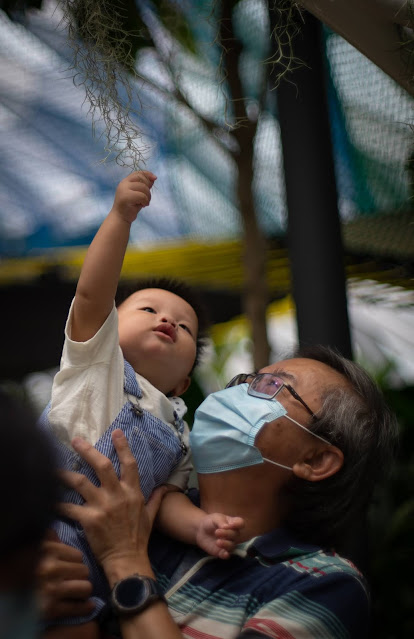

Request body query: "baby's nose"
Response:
[160, 315, 176, 327]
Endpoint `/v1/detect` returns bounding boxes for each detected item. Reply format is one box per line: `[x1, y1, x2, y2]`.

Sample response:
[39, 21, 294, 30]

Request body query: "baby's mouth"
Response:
[154, 324, 176, 342]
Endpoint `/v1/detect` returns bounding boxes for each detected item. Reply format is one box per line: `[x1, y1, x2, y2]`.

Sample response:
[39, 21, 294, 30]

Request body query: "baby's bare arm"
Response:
[157, 491, 244, 558]
[155, 490, 205, 545]
[71, 171, 156, 342]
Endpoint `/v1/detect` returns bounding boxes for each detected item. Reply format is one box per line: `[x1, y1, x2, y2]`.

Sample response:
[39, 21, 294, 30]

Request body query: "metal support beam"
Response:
[276, 11, 353, 358]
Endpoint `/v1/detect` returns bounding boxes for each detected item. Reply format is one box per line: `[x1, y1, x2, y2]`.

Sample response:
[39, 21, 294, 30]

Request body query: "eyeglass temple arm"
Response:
[284, 384, 316, 419]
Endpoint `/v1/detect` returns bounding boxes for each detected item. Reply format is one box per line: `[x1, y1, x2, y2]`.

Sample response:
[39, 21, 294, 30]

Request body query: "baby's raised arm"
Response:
[71, 171, 156, 342]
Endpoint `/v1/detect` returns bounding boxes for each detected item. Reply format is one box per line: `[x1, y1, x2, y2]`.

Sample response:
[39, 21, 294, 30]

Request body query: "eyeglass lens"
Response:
[250, 374, 284, 399]
[226, 374, 251, 388]
[227, 373, 316, 419]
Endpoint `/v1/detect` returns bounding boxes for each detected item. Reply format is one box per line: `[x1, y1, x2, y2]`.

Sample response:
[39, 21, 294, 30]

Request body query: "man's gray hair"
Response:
[284, 345, 399, 560]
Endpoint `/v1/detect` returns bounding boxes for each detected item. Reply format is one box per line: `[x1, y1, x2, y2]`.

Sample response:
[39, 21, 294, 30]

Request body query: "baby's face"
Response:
[117, 288, 198, 396]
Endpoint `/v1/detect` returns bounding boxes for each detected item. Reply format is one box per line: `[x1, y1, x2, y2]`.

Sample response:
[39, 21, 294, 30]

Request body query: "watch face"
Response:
[116, 577, 148, 608]
[112, 575, 165, 615]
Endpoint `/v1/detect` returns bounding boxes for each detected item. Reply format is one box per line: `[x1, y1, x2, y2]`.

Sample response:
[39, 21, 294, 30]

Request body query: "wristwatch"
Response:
[110, 574, 166, 616]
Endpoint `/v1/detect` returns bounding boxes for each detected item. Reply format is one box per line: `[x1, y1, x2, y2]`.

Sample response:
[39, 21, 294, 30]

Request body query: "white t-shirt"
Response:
[48, 301, 192, 490]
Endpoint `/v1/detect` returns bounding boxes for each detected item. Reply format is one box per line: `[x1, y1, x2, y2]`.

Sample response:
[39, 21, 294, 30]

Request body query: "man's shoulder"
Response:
[246, 528, 367, 590]
[280, 548, 367, 592]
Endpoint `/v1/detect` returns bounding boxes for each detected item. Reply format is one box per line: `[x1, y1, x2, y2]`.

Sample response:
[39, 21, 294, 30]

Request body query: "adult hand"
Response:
[36, 530, 94, 621]
[59, 429, 168, 586]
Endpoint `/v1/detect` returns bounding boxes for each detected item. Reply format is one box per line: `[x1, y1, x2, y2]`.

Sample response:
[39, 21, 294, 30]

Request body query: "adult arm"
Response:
[299, 0, 414, 95]
[59, 430, 185, 639]
[71, 171, 156, 342]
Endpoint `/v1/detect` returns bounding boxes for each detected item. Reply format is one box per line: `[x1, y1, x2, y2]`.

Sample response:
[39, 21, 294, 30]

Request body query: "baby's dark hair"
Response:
[116, 277, 210, 370]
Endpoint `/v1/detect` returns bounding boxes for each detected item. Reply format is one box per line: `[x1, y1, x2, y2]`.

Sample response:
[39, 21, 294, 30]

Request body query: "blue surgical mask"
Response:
[190, 384, 293, 473]
[190, 383, 328, 474]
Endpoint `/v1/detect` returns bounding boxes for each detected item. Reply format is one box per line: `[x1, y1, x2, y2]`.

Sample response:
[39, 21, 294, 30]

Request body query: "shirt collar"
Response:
[234, 527, 322, 561]
[186, 490, 323, 561]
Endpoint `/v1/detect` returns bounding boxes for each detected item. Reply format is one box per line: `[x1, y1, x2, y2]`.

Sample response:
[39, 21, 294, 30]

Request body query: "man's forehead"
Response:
[261, 358, 343, 387]
[261, 367, 298, 384]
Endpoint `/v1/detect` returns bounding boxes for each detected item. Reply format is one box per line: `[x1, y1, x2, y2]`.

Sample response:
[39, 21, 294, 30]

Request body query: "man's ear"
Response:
[170, 376, 191, 397]
[292, 445, 344, 482]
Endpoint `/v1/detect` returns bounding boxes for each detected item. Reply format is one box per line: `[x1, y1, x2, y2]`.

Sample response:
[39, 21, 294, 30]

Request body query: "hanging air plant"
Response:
[267, 0, 304, 85]
[59, 0, 150, 169]
[58, 0, 304, 168]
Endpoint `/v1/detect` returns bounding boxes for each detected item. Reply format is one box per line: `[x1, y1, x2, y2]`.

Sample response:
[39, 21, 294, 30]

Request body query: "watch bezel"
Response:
[110, 574, 165, 616]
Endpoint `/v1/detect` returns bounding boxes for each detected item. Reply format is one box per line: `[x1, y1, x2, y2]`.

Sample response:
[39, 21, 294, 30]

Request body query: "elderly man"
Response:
[41, 346, 398, 639]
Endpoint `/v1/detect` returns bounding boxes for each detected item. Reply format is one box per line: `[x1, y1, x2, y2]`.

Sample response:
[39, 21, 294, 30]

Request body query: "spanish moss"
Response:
[59, 0, 149, 169]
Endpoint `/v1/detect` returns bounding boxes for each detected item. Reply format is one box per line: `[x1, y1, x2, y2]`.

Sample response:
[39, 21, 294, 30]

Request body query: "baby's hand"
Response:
[111, 170, 157, 223]
[196, 513, 245, 559]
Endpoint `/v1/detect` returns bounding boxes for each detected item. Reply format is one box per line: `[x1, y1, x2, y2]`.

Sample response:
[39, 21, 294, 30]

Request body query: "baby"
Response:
[40, 171, 244, 636]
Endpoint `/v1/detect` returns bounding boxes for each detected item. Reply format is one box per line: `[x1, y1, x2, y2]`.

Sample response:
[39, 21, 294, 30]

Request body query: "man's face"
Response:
[117, 288, 198, 396]
[254, 358, 347, 469]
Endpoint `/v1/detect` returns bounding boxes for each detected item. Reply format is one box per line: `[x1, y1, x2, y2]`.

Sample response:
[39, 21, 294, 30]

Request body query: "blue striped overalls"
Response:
[38, 360, 186, 625]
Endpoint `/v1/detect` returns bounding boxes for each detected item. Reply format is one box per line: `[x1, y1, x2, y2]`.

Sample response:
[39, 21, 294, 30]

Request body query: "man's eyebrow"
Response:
[269, 368, 297, 384]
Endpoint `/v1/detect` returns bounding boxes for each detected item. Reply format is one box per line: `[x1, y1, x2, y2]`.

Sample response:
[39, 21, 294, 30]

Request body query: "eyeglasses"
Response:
[225, 372, 317, 420]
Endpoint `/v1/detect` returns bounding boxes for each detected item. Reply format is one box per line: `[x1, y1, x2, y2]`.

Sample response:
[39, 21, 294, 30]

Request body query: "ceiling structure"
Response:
[0, 1, 413, 384]
[0, 1, 412, 259]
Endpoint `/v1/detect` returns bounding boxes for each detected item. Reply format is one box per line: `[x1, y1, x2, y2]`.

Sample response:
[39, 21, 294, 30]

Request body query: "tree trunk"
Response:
[220, 0, 270, 369]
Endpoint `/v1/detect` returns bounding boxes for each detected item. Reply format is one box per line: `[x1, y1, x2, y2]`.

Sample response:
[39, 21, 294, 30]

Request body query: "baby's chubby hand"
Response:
[111, 170, 157, 224]
[196, 513, 245, 560]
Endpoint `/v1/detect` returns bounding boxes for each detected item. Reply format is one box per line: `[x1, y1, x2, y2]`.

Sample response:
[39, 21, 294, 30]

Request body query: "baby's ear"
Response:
[171, 376, 191, 397]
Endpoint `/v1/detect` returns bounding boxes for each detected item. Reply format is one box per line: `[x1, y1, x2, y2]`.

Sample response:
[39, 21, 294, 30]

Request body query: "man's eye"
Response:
[179, 323, 192, 335]
[141, 307, 156, 313]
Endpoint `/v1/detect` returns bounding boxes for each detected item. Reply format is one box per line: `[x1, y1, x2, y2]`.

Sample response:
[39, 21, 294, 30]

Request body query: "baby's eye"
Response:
[141, 307, 156, 313]
[179, 323, 192, 335]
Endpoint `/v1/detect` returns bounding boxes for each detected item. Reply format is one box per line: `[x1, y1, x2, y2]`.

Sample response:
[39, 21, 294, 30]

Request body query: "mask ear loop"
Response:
[260, 415, 331, 471]
[284, 415, 331, 445]
[261, 457, 293, 471]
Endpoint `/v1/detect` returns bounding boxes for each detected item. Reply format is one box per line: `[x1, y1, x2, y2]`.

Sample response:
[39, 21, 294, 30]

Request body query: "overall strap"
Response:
[123, 359, 142, 399]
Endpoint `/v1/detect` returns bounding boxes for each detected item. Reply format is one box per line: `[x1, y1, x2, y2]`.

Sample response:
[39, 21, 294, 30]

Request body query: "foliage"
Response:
[368, 384, 414, 639]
